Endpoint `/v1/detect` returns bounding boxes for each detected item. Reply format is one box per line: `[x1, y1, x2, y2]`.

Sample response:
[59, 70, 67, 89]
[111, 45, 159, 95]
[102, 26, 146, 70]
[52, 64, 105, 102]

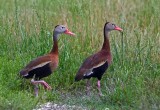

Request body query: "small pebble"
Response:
[33, 102, 87, 110]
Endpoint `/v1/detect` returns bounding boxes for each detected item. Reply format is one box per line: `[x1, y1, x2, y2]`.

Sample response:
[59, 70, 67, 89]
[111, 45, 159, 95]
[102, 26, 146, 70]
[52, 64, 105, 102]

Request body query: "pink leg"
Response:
[31, 79, 52, 90]
[34, 85, 39, 97]
[86, 79, 91, 96]
[97, 80, 103, 96]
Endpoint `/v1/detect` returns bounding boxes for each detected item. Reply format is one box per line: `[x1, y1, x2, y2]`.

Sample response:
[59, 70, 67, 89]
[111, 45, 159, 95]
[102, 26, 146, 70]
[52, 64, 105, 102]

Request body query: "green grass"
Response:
[0, 0, 160, 109]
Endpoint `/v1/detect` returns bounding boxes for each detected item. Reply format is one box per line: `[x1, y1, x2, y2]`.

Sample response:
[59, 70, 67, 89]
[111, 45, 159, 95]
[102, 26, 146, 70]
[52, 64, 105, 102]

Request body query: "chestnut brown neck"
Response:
[50, 34, 58, 55]
[102, 30, 111, 53]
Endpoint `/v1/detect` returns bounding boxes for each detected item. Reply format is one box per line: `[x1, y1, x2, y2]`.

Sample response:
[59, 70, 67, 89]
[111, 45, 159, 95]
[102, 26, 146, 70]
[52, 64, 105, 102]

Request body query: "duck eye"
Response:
[62, 27, 65, 29]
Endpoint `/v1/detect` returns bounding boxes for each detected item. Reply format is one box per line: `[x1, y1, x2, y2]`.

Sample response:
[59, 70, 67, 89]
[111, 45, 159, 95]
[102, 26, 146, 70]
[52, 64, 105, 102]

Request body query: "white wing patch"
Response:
[83, 61, 107, 77]
[83, 69, 93, 77]
[92, 61, 106, 69]
[84, 71, 93, 77]
[31, 61, 51, 70]
[23, 73, 29, 76]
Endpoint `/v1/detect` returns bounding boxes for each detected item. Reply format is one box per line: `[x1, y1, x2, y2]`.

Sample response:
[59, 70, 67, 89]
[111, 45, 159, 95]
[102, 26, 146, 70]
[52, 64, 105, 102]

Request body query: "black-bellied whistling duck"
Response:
[75, 22, 123, 96]
[20, 25, 75, 96]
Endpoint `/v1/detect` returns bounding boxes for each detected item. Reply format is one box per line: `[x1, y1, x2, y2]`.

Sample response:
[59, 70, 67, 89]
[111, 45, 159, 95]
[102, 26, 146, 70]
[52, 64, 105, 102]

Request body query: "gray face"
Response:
[54, 25, 67, 34]
[106, 22, 116, 31]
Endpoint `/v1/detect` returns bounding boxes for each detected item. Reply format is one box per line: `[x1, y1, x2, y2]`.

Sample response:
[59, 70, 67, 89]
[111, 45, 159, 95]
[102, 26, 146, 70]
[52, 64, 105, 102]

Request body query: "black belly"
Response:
[25, 63, 52, 80]
[84, 61, 108, 80]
